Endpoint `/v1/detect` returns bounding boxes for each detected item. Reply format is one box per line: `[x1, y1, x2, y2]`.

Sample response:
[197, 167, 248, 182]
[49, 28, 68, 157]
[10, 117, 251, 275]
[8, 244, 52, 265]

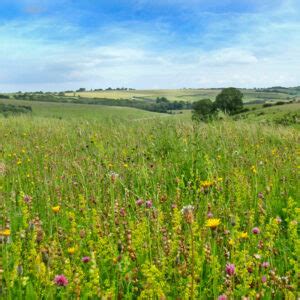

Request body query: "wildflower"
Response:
[262, 275, 267, 283]
[239, 232, 248, 239]
[258, 192, 264, 199]
[200, 180, 214, 189]
[225, 263, 235, 276]
[120, 207, 126, 217]
[67, 247, 75, 255]
[0, 229, 11, 237]
[109, 171, 119, 183]
[253, 254, 261, 260]
[218, 295, 228, 300]
[250, 165, 257, 174]
[228, 239, 234, 246]
[52, 205, 60, 213]
[145, 200, 153, 208]
[207, 212, 213, 219]
[181, 205, 194, 224]
[136, 199, 143, 206]
[275, 216, 282, 224]
[252, 227, 260, 235]
[261, 262, 270, 268]
[205, 218, 221, 229]
[82, 256, 91, 263]
[54, 274, 68, 286]
[23, 195, 32, 204]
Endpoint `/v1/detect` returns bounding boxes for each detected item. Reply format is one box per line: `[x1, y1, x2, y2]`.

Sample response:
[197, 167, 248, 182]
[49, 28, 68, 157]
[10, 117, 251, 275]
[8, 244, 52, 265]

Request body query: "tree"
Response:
[214, 87, 243, 115]
[192, 99, 216, 122]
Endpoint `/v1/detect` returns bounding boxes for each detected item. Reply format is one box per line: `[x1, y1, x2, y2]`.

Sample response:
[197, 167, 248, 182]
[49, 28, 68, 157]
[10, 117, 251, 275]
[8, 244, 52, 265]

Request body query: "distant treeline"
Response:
[0, 103, 32, 117]
[13, 93, 192, 113]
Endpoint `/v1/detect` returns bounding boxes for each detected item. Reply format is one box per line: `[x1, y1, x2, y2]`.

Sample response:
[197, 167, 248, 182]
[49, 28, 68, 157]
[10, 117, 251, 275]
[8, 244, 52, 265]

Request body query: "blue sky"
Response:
[0, 0, 299, 91]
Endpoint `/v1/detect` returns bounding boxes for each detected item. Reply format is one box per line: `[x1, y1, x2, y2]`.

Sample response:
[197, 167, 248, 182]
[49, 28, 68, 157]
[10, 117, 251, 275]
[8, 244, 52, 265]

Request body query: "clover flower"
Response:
[225, 263, 235, 276]
[54, 275, 68, 286]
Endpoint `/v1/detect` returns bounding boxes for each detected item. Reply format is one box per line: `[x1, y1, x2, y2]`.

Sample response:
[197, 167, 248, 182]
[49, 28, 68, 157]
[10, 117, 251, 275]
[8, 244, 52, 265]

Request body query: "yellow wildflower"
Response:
[205, 218, 221, 229]
[201, 180, 214, 189]
[250, 165, 257, 174]
[52, 205, 60, 213]
[228, 239, 235, 246]
[0, 229, 11, 237]
[67, 247, 75, 255]
[239, 232, 248, 239]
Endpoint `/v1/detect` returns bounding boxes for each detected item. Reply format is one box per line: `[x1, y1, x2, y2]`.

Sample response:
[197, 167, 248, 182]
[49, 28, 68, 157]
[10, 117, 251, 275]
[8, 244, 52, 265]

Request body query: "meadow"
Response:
[0, 100, 299, 299]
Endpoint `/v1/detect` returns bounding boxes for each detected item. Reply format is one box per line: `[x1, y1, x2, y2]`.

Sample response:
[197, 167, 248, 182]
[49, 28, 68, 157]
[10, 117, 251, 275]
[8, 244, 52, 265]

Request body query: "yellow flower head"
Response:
[239, 232, 248, 239]
[201, 180, 215, 189]
[250, 165, 257, 174]
[52, 205, 60, 213]
[0, 229, 11, 237]
[206, 218, 221, 229]
[67, 247, 75, 255]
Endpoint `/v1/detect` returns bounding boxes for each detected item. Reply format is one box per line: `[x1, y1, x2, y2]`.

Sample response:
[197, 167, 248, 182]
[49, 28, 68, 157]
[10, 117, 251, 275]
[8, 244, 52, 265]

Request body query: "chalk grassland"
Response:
[0, 100, 299, 299]
[66, 87, 300, 103]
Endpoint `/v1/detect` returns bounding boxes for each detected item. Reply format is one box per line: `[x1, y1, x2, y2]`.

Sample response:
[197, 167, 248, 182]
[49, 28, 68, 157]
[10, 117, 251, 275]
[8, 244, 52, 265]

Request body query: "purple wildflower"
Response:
[145, 200, 153, 208]
[252, 227, 260, 235]
[226, 263, 235, 276]
[261, 261, 270, 268]
[54, 275, 68, 286]
[82, 256, 91, 263]
[136, 199, 143, 206]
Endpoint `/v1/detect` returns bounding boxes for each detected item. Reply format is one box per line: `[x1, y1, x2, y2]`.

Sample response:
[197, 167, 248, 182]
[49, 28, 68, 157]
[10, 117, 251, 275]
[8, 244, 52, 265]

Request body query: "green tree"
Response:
[192, 99, 216, 122]
[214, 87, 243, 115]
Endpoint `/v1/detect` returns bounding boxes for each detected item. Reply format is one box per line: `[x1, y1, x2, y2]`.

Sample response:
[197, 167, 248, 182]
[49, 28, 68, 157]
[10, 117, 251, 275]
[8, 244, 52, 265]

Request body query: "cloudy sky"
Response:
[0, 0, 299, 91]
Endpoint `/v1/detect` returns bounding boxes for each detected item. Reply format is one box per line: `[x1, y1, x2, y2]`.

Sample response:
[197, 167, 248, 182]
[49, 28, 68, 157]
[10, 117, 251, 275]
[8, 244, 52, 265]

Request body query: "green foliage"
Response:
[192, 99, 217, 122]
[0, 103, 32, 117]
[214, 87, 244, 115]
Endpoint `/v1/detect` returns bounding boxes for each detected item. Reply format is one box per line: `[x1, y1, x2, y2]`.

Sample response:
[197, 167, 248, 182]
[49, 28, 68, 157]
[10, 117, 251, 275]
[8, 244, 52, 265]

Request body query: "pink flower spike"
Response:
[54, 275, 68, 286]
[225, 263, 235, 276]
[262, 275, 267, 283]
[218, 295, 228, 300]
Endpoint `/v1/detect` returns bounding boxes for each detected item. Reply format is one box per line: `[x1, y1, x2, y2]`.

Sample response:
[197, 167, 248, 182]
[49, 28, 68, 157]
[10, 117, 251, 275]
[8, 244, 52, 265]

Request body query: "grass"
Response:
[0, 101, 299, 299]
[0, 98, 168, 121]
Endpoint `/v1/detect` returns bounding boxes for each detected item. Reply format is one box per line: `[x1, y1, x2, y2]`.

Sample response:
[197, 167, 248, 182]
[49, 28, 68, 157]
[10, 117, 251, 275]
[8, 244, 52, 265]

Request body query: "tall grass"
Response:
[0, 115, 299, 299]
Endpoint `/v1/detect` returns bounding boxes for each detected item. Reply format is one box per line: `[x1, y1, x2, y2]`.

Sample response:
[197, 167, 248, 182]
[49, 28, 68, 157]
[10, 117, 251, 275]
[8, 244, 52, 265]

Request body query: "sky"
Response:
[0, 0, 299, 91]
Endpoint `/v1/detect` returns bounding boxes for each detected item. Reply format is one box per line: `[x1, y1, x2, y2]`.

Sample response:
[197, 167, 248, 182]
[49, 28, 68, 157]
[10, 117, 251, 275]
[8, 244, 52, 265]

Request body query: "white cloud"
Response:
[0, 1, 300, 91]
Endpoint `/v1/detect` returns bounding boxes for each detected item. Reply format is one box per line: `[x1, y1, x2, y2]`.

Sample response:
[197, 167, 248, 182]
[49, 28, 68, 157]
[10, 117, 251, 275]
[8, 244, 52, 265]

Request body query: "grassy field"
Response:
[66, 88, 300, 103]
[0, 101, 299, 299]
[0, 98, 167, 121]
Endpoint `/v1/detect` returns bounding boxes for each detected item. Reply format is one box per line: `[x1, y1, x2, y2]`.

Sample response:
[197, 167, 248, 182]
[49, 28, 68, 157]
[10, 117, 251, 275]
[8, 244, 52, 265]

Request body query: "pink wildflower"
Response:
[226, 263, 235, 276]
[82, 256, 91, 263]
[136, 199, 143, 206]
[145, 200, 153, 208]
[252, 227, 260, 234]
[54, 275, 68, 286]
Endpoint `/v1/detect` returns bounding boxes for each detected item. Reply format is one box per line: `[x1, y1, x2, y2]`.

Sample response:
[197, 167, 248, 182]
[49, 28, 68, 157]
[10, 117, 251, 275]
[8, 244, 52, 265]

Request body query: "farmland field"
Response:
[66, 87, 300, 103]
[0, 100, 299, 299]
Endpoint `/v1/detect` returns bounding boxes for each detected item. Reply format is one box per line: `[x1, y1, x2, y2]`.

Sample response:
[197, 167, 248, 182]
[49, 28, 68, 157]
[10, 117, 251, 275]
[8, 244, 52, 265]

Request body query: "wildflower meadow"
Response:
[0, 114, 299, 299]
